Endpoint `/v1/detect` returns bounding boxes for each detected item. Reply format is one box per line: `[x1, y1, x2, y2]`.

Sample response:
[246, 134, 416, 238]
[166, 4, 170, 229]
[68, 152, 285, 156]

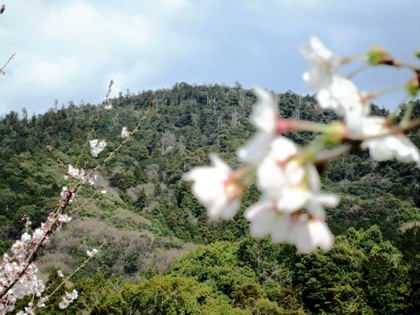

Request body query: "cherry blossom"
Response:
[88, 174, 97, 186]
[121, 127, 129, 138]
[290, 217, 334, 253]
[184, 153, 243, 219]
[89, 139, 107, 157]
[317, 77, 366, 115]
[67, 165, 85, 182]
[245, 198, 292, 243]
[86, 248, 98, 258]
[237, 89, 280, 164]
[244, 198, 335, 253]
[57, 214, 72, 224]
[58, 289, 78, 309]
[256, 137, 300, 199]
[300, 36, 341, 91]
[361, 117, 420, 166]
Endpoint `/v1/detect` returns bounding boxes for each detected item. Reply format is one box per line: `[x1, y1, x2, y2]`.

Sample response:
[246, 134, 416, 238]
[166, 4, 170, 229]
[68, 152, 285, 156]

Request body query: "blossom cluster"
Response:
[58, 289, 78, 309]
[0, 228, 48, 314]
[89, 139, 107, 157]
[185, 89, 339, 253]
[1, 78, 115, 313]
[185, 37, 419, 253]
[14, 122, 109, 313]
[0, 211, 90, 313]
[302, 37, 419, 165]
[86, 248, 98, 258]
[67, 164, 85, 181]
[121, 127, 129, 138]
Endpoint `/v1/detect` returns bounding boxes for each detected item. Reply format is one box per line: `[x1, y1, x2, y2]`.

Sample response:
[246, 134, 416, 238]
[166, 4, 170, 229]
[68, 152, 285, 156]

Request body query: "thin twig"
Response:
[0, 53, 15, 75]
[75, 80, 114, 168]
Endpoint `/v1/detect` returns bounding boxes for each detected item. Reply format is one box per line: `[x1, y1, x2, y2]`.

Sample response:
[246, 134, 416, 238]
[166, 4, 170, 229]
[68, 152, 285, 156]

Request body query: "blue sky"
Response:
[0, 0, 419, 116]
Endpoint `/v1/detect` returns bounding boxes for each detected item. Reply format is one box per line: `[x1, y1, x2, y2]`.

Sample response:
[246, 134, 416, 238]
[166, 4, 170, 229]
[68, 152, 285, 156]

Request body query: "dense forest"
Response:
[0, 83, 419, 314]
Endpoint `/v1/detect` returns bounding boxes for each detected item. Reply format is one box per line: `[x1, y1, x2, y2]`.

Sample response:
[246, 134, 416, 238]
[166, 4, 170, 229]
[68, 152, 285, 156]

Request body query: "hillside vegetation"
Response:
[1, 83, 419, 314]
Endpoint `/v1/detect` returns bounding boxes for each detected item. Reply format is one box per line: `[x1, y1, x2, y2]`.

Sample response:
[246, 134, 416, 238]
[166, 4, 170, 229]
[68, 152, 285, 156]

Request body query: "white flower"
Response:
[57, 270, 64, 278]
[21, 233, 31, 243]
[104, 103, 112, 110]
[238, 89, 279, 164]
[32, 226, 46, 243]
[23, 306, 35, 315]
[184, 153, 243, 219]
[67, 164, 85, 181]
[246, 133, 339, 253]
[361, 117, 420, 166]
[60, 186, 76, 203]
[317, 77, 371, 137]
[319, 76, 368, 112]
[58, 301, 68, 309]
[121, 127, 129, 138]
[305, 193, 340, 219]
[256, 137, 300, 199]
[245, 198, 336, 253]
[59, 289, 78, 309]
[250, 89, 279, 133]
[60, 186, 68, 199]
[37, 297, 48, 308]
[89, 139, 107, 157]
[274, 165, 339, 217]
[317, 77, 359, 114]
[290, 217, 334, 254]
[301, 38, 370, 137]
[57, 214, 72, 223]
[245, 198, 291, 243]
[257, 136, 340, 216]
[87, 174, 97, 186]
[301, 36, 341, 91]
[86, 248, 98, 258]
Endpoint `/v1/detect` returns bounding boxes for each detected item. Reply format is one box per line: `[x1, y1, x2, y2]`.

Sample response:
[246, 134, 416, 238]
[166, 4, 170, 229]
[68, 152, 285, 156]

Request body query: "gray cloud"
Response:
[0, 0, 419, 115]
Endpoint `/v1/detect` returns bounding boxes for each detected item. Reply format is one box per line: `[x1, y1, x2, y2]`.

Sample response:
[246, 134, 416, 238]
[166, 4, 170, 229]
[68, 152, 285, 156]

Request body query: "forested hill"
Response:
[1, 83, 419, 314]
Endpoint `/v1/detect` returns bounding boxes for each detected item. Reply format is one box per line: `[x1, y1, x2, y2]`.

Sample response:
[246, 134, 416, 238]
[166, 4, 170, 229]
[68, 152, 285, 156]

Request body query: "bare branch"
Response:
[0, 53, 15, 75]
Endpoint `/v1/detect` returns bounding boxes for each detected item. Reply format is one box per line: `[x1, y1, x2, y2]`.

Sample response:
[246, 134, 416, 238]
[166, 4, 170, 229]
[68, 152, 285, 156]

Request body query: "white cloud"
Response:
[21, 57, 79, 87]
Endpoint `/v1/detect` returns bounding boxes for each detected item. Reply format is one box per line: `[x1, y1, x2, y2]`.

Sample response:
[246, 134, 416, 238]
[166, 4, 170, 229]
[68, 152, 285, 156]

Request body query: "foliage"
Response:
[0, 83, 418, 313]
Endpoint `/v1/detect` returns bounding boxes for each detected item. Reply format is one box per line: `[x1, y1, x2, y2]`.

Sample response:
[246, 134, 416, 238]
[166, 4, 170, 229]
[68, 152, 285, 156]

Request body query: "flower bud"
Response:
[368, 45, 393, 65]
[406, 73, 420, 97]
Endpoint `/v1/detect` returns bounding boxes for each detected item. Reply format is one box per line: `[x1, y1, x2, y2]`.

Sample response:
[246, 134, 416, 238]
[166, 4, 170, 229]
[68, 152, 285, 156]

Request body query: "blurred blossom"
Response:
[121, 127, 129, 138]
[86, 248, 98, 258]
[184, 153, 243, 219]
[237, 89, 280, 164]
[67, 165, 85, 181]
[361, 117, 420, 167]
[89, 139, 107, 157]
[58, 289, 78, 309]
[57, 214, 72, 224]
[301, 36, 341, 91]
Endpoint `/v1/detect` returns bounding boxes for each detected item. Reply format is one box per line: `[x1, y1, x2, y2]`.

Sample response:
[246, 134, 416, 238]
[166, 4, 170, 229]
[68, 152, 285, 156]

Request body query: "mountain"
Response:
[1, 83, 419, 314]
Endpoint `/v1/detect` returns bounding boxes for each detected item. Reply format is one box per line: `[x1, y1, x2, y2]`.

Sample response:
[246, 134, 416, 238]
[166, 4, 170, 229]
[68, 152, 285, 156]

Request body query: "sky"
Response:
[0, 0, 419, 116]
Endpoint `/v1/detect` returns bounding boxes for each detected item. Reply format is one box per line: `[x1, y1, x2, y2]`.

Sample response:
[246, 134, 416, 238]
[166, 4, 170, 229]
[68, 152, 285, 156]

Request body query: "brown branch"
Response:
[0, 194, 73, 300]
